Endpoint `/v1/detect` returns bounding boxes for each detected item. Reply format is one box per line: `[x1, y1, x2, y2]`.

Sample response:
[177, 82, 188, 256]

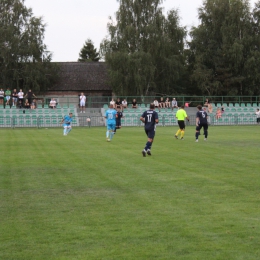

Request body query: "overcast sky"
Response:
[25, 0, 258, 62]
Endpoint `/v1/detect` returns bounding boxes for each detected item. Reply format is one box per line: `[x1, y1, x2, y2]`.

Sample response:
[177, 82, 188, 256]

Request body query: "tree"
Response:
[78, 39, 100, 62]
[100, 0, 186, 96]
[189, 0, 260, 96]
[0, 0, 58, 93]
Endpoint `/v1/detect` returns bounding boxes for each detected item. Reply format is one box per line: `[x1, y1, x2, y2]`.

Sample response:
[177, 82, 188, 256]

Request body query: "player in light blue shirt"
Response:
[105, 104, 117, 141]
[61, 112, 73, 136]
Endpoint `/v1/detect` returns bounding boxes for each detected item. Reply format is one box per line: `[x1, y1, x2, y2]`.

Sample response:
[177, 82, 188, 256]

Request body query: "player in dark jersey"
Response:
[114, 108, 123, 133]
[195, 105, 208, 142]
[140, 103, 159, 157]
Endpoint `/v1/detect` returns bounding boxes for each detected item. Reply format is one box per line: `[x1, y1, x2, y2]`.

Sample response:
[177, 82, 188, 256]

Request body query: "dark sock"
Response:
[145, 141, 152, 150]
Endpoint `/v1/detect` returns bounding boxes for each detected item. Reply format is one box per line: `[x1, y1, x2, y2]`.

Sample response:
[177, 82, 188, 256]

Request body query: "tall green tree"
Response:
[78, 39, 100, 62]
[100, 0, 186, 96]
[0, 0, 58, 93]
[189, 0, 259, 96]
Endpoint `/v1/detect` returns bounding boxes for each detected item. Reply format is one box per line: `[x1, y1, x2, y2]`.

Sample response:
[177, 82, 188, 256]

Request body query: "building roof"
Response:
[50, 62, 111, 91]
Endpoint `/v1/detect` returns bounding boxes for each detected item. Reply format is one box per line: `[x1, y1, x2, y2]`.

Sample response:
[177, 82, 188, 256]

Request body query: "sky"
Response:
[25, 0, 258, 62]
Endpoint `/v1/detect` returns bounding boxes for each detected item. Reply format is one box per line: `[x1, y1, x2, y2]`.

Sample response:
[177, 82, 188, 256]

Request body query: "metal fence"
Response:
[0, 115, 259, 128]
[35, 96, 260, 109]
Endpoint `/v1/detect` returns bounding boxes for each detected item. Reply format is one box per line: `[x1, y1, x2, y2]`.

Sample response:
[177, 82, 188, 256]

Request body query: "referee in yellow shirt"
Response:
[175, 105, 189, 140]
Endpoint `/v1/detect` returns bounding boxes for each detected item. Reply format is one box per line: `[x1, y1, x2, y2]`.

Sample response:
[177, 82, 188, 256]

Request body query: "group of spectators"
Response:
[109, 98, 137, 111]
[153, 97, 178, 110]
[0, 88, 37, 109]
[204, 98, 260, 123]
[109, 97, 180, 111]
[0, 87, 60, 110]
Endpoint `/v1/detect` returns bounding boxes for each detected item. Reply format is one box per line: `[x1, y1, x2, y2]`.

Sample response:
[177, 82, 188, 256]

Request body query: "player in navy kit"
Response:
[140, 103, 159, 157]
[195, 105, 208, 142]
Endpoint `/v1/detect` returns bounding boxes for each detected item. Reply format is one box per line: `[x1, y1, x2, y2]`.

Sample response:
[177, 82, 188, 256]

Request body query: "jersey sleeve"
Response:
[154, 111, 159, 120]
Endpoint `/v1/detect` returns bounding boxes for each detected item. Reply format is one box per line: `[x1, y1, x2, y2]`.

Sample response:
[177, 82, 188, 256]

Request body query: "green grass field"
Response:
[1, 126, 260, 260]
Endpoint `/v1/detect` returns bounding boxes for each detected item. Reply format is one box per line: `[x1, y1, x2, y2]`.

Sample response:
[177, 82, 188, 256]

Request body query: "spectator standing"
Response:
[175, 105, 189, 140]
[171, 98, 178, 110]
[49, 98, 56, 109]
[60, 112, 73, 136]
[132, 99, 138, 109]
[207, 100, 213, 114]
[5, 88, 11, 106]
[140, 103, 159, 157]
[255, 108, 260, 124]
[203, 107, 211, 124]
[104, 104, 117, 142]
[12, 89, 18, 107]
[195, 105, 208, 142]
[17, 89, 24, 107]
[24, 89, 36, 105]
[79, 92, 86, 113]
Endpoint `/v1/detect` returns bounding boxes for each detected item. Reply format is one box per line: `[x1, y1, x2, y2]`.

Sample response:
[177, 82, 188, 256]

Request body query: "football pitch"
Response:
[1, 126, 259, 260]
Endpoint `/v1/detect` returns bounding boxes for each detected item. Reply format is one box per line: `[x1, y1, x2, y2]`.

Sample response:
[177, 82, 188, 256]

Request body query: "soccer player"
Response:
[61, 112, 73, 136]
[79, 92, 86, 113]
[195, 105, 208, 142]
[114, 108, 123, 133]
[175, 105, 189, 140]
[104, 104, 117, 141]
[140, 103, 159, 157]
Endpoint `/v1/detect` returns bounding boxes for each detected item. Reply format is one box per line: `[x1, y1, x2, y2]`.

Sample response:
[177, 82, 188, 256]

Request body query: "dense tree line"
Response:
[100, 0, 186, 96]
[2, 0, 260, 96]
[0, 0, 58, 93]
[189, 0, 260, 96]
[102, 0, 260, 96]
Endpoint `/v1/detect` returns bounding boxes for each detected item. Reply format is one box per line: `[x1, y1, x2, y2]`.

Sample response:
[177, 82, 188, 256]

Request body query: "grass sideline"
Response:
[0, 126, 260, 260]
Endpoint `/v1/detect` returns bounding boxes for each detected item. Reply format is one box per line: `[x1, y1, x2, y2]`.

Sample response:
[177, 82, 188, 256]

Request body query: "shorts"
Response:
[80, 101, 85, 107]
[107, 123, 116, 131]
[145, 129, 155, 139]
[257, 118, 260, 123]
[196, 123, 208, 132]
[178, 120, 185, 129]
[116, 120, 121, 127]
[6, 96, 10, 100]
[63, 123, 71, 128]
